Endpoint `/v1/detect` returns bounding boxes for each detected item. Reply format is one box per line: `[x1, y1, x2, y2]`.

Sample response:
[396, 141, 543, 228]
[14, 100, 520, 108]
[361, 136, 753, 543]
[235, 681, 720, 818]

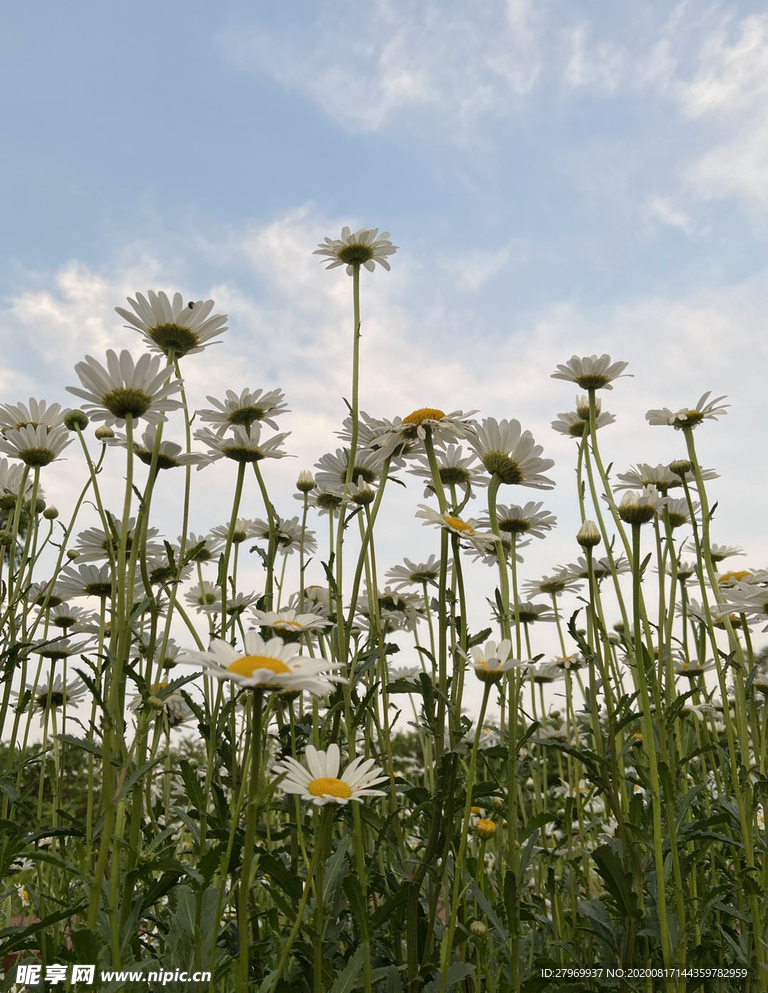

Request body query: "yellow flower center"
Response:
[274, 619, 302, 628]
[402, 407, 446, 426]
[308, 777, 352, 798]
[718, 570, 751, 584]
[444, 514, 475, 535]
[150, 682, 169, 691]
[476, 818, 496, 838]
[226, 655, 290, 677]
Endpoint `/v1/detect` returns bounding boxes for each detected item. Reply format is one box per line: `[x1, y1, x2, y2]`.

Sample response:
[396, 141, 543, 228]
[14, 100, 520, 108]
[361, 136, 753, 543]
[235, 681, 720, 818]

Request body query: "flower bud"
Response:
[669, 459, 692, 476]
[0, 529, 13, 546]
[617, 489, 659, 526]
[66, 549, 80, 560]
[64, 409, 89, 431]
[475, 818, 497, 840]
[576, 519, 601, 548]
[296, 470, 315, 493]
[43, 507, 59, 520]
[95, 425, 115, 441]
[470, 921, 488, 938]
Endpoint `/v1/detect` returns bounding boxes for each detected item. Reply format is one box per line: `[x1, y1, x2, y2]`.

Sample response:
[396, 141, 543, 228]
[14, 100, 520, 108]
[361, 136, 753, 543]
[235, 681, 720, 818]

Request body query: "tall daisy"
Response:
[0, 425, 71, 467]
[646, 392, 728, 430]
[551, 354, 630, 391]
[198, 388, 289, 432]
[115, 291, 228, 357]
[469, 419, 555, 488]
[67, 350, 182, 426]
[314, 227, 398, 275]
[0, 399, 66, 432]
[194, 424, 291, 465]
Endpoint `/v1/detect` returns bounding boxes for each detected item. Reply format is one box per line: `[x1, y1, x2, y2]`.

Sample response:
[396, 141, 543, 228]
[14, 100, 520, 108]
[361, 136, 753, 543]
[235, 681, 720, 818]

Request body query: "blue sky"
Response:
[2, 0, 767, 658]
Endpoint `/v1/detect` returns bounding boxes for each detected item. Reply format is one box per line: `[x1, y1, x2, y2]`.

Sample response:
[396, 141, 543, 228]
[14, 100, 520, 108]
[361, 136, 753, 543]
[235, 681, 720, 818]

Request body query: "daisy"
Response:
[183, 533, 222, 562]
[0, 458, 36, 507]
[27, 580, 63, 608]
[373, 409, 478, 460]
[67, 350, 182, 426]
[479, 501, 556, 538]
[467, 640, 527, 684]
[56, 563, 114, 599]
[468, 533, 529, 567]
[110, 426, 209, 470]
[338, 479, 376, 506]
[565, 555, 629, 580]
[416, 504, 496, 553]
[251, 516, 317, 556]
[524, 570, 582, 597]
[293, 487, 344, 516]
[27, 674, 87, 713]
[195, 424, 290, 465]
[409, 443, 485, 498]
[615, 462, 718, 494]
[665, 498, 695, 529]
[0, 424, 71, 467]
[115, 291, 228, 357]
[0, 399, 65, 432]
[273, 743, 388, 805]
[512, 601, 554, 625]
[44, 602, 91, 630]
[209, 519, 257, 545]
[314, 227, 398, 275]
[198, 388, 289, 432]
[551, 410, 615, 437]
[468, 419, 554, 488]
[129, 683, 194, 727]
[713, 583, 768, 631]
[250, 607, 332, 635]
[710, 543, 745, 564]
[646, 392, 729, 430]
[34, 636, 89, 662]
[673, 658, 715, 678]
[358, 588, 423, 632]
[551, 354, 630, 391]
[315, 446, 389, 492]
[386, 555, 442, 588]
[179, 632, 342, 696]
[74, 517, 162, 563]
[717, 570, 759, 587]
[612, 486, 667, 526]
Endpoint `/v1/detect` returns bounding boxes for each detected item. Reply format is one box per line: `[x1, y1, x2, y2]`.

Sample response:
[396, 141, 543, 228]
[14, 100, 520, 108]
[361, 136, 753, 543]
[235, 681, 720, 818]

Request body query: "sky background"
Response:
[2, 0, 767, 719]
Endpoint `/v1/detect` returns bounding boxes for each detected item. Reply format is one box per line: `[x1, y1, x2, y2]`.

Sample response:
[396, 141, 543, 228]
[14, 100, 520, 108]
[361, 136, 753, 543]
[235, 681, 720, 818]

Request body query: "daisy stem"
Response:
[237, 688, 264, 992]
[221, 462, 247, 635]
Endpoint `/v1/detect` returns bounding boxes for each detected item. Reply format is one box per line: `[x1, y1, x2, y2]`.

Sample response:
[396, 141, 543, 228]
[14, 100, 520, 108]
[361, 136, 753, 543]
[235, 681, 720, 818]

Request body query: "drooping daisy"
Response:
[646, 392, 729, 430]
[67, 350, 182, 426]
[386, 555, 442, 589]
[357, 587, 423, 632]
[551, 354, 630, 391]
[709, 543, 745, 564]
[551, 409, 616, 437]
[0, 399, 66, 433]
[314, 227, 398, 275]
[250, 607, 332, 635]
[109, 426, 210, 470]
[373, 409, 478, 460]
[480, 501, 556, 539]
[273, 743, 388, 805]
[467, 640, 526, 683]
[194, 424, 291, 465]
[0, 424, 71, 467]
[115, 291, 228, 357]
[468, 419, 555, 488]
[27, 580, 63, 608]
[198, 388, 289, 432]
[416, 504, 496, 553]
[664, 498, 695, 529]
[179, 632, 342, 695]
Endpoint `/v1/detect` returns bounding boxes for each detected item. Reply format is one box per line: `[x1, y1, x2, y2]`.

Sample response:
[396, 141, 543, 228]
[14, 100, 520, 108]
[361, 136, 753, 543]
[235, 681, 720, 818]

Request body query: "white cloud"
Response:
[643, 195, 697, 235]
[216, 0, 541, 132]
[564, 24, 626, 94]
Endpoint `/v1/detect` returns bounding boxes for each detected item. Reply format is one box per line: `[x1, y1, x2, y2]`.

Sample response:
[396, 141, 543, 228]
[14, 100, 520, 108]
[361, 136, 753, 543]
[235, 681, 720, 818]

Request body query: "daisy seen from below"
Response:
[194, 424, 291, 465]
[198, 388, 289, 432]
[0, 399, 66, 432]
[469, 418, 555, 487]
[467, 640, 527, 684]
[646, 392, 729, 429]
[386, 555, 442, 588]
[551, 409, 615, 437]
[250, 607, 332, 635]
[416, 504, 496, 553]
[273, 743, 388, 805]
[179, 631, 342, 695]
[115, 291, 228, 357]
[373, 409, 478, 459]
[479, 501, 556, 538]
[551, 354, 630, 391]
[314, 227, 398, 274]
[67, 350, 182, 426]
[409, 443, 485, 497]
[0, 424, 71, 467]
[109, 426, 210, 470]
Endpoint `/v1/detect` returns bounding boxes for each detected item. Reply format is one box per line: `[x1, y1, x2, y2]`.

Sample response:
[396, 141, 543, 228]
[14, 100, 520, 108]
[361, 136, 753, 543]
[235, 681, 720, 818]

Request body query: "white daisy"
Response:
[416, 504, 496, 552]
[67, 350, 182, 426]
[273, 743, 388, 805]
[467, 640, 527, 684]
[551, 409, 616, 437]
[179, 632, 342, 695]
[198, 388, 289, 432]
[615, 462, 719, 494]
[551, 354, 631, 391]
[129, 682, 195, 727]
[523, 570, 583, 597]
[250, 607, 332, 635]
[409, 443, 485, 498]
[612, 485, 667, 526]
[250, 516, 317, 556]
[209, 519, 258, 545]
[55, 563, 114, 599]
[109, 426, 210, 470]
[0, 458, 36, 506]
[314, 446, 388, 492]
[646, 392, 729, 430]
[386, 555, 442, 588]
[44, 603, 91, 630]
[713, 583, 768, 631]
[313, 227, 397, 275]
[183, 533, 222, 562]
[115, 291, 228, 357]
[74, 517, 163, 563]
[373, 408, 478, 459]
[194, 424, 290, 465]
[26, 674, 87, 713]
[479, 501, 556, 538]
[564, 555, 629, 580]
[512, 601, 555, 625]
[709, 543, 745, 564]
[33, 636, 89, 662]
[0, 399, 66, 432]
[0, 424, 71, 467]
[468, 419, 555, 488]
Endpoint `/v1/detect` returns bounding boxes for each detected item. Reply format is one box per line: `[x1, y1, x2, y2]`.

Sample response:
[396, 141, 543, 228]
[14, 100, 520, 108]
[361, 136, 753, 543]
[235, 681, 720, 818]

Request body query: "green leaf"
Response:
[591, 844, 635, 919]
[330, 944, 367, 993]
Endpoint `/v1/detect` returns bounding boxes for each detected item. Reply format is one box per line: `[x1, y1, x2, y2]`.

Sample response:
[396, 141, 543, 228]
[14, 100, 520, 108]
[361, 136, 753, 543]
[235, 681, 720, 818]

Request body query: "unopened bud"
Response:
[64, 409, 89, 432]
[95, 426, 114, 441]
[296, 470, 315, 493]
[43, 507, 59, 520]
[669, 459, 692, 476]
[470, 921, 488, 938]
[576, 519, 601, 548]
